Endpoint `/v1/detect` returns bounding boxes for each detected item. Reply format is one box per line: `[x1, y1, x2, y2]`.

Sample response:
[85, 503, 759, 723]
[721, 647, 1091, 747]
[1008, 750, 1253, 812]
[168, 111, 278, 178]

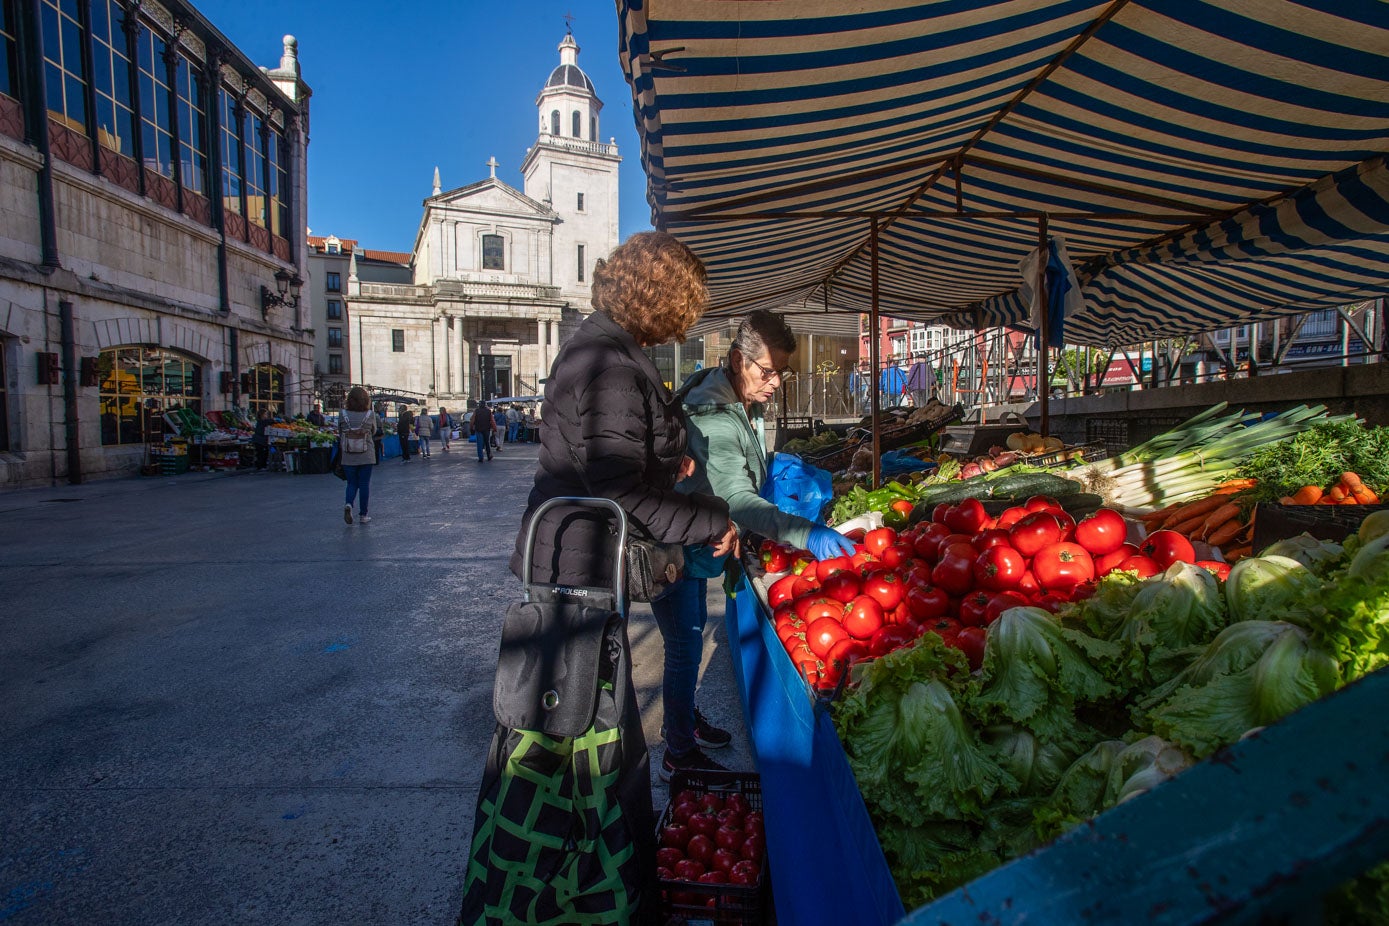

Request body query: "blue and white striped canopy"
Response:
[617, 1, 1389, 346]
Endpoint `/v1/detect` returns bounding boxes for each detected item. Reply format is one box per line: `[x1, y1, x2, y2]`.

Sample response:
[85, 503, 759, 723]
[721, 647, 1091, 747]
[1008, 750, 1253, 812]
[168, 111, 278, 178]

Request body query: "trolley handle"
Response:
[521, 496, 629, 612]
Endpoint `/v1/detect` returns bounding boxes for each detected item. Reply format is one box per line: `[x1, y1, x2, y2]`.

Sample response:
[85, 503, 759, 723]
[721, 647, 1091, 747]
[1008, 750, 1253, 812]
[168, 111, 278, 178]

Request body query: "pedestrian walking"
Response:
[492, 405, 506, 451]
[372, 403, 385, 463]
[251, 408, 271, 471]
[462, 231, 736, 926]
[339, 386, 378, 524]
[415, 407, 434, 457]
[505, 404, 520, 443]
[471, 400, 494, 461]
[397, 404, 415, 463]
[438, 406, 453, 452]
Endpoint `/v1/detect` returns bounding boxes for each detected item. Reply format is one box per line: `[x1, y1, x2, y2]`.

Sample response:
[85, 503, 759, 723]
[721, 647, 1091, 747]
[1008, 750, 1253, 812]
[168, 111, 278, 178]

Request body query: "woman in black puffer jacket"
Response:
[511, 232, 734, 587]
[465, 232, 733, 926]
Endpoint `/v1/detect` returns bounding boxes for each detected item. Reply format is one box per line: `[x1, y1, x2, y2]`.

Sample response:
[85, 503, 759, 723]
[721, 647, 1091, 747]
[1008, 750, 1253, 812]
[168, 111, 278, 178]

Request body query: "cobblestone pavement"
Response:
[0, 443, 754, 925]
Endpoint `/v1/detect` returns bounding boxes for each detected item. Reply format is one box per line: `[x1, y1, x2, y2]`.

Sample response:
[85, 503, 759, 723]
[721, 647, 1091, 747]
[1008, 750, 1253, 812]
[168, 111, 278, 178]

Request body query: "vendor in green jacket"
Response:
[651, 310, 855, 781]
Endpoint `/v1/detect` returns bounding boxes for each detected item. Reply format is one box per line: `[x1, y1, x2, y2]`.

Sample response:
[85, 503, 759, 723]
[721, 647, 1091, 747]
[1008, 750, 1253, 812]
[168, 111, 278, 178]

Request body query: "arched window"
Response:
[550, 110, 560, 135]
[249, 363, 285, 417]
[571, 110, 581, 138]
[98, 347, 203, 446]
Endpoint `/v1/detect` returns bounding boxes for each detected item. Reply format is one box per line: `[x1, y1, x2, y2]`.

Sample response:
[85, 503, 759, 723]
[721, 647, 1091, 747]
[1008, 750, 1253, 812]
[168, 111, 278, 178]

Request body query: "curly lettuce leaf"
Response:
[1225, 554, 1324, 625]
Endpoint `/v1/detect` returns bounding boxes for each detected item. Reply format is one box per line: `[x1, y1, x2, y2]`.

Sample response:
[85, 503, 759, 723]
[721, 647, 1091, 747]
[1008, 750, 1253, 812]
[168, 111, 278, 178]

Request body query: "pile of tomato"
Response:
[657, 787, 766, 903]
[763, 495, 1206, 689]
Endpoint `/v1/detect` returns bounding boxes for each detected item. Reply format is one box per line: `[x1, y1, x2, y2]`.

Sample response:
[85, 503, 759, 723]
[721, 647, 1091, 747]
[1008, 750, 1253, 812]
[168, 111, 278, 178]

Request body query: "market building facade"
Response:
[345, 32, 619, 404]
[0, 1, 311, 487]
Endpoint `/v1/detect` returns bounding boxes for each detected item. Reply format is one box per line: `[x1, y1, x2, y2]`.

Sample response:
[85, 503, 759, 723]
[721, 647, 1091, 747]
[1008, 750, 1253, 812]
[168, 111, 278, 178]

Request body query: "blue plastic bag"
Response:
[760, 453, 833, 524]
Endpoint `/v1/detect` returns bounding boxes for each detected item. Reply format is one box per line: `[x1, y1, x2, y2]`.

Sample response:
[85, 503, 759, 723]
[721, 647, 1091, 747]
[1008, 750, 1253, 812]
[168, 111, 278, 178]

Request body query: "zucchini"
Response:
[983, 473, 1083, 499]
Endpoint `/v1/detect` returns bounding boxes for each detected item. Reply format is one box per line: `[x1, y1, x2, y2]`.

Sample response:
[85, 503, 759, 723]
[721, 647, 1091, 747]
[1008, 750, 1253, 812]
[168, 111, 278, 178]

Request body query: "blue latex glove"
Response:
[807, 525, 857, 561]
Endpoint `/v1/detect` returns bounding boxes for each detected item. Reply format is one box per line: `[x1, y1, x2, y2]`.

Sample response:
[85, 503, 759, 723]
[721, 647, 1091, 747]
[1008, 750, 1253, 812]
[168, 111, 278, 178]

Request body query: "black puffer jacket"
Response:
[512, 310, 730, 589]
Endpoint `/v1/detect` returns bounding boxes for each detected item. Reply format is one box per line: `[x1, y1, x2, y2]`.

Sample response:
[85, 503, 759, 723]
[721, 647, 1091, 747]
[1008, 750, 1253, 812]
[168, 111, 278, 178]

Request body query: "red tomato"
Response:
[1139, 529, 1196, 568]
[825, 637, 870, 673]
[955, 625, 987, 670]
[710, 847, 739, 873]
[820, 571, 861, 603]
[1009, 511, 1066, 557]
[1016, 569, 1041, 597]
[958, 590, 993, 627]
[729, 860, 760, 885]
[1025, 494, 1064, 514]
[725, 793, 750, 817]
[794, 595, 842, 624]
[924, 616, 961, 644]
[760, 545, 791, 573]
[973, 545, 1027, 591]
[1195, 559, 1232, 580]
[1094, 542, 1140, 576]
[944, 497, 990, 535]
[879, 541, 913, 569]
[658, 846, 684, 869]
[688, 810, 719, 836]
[1118, 553, 1161, 578]
[890, 498, 914, 516]
[843, 595, 885, 640]
[774, 620, 804, 648]
[971, 528, 1012, 552]
[850, 551, 879, 572]
[791, 575, 819, 598]
[931, 502, 952, 524]
[675, 858, 707, 880]
[671, 800, 699, 825]
[996, 505, 1031, 530]
[864, 527, 898, 556]
[905, 584, 950, 621]
[768, 574, 800, 608]
[815, 555, 853, 582]
[662, 823, 690, 849]
[931, 550, 975, 595]
[1034, 592, 1070, 613]
[843, 528, 867, 543]
[741, 832, 766, 862]
[805, 617, 849, 659]
[985, 590, 1030, 624]
[715, 824, 744, 851]
[686, 833, 714, 863]
[698, 870, 728, 884]
[942, 540, 977, 561]
[1074, 508, 1129, 556]
[1032, 542, 1096, 591]
[1053, 511, 1077, 542]
[863, 571, 905, 610]
[868, 623, 915, 656]
[912, 530, 945, 562]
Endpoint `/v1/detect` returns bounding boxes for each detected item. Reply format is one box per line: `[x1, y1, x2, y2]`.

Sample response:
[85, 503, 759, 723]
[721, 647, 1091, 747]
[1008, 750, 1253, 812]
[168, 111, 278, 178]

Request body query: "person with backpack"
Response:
[415, 407, 435, 458]
[438, 406, 453, 452]
[471, 400, 494, 462]
[339, 386, 378, 524]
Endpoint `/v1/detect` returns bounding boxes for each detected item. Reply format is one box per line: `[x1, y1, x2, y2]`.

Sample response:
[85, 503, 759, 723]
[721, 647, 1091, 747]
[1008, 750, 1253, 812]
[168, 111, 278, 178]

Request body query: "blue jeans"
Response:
[344, 464, 373, 514]
[418, 434, 431, 455]
[649, 577, 707, 756]
[476, 432, 491, 460]
[507, 421, 519, 442]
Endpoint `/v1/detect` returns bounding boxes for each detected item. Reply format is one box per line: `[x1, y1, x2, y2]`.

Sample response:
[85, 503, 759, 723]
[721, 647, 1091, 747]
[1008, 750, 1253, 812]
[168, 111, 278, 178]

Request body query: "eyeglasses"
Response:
[745, 354, 792, 383]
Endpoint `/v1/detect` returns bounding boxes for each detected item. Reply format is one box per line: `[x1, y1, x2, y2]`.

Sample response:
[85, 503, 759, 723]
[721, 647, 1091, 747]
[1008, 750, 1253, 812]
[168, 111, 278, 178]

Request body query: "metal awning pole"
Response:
[870, 218, 882, 490]
[1037, 215, 1050, 436]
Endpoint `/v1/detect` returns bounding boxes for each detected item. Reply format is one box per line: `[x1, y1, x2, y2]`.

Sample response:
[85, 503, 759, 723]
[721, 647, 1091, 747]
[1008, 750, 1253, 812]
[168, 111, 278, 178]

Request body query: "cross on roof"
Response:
[486, 156, 498, 179]
[563, 12, 574, 34]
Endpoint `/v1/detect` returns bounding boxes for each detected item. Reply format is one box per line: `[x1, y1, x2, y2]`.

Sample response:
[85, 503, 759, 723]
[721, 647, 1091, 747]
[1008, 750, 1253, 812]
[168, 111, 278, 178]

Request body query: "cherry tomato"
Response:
[805, 617, 849, 659]
[1094, 542, 1140, 576]
[768, 574, 800, 608]
[1118, 553, 1161, 578]
[1074, 508, 1129, 556]
[1009, 511, 1066, 557]
[815, 555, 853, 582]
[971, 528, 1013, 552]
[863, 571, 905, 610]
[1032, 541, 1096, 591]
[958, 590, 993, 627]
[843, 595, 885, 640]
[1139, 529, 1196, 568]
[996, 505, 1031, 530]
[864, 527, 898, 556]
[955, 626, 987, 670]
[973, 545, 1027, 591]
[1025, 494, 1064, 514]
[944, 497, 990, 535]
[984, 590, 1030, 624]
[820, 571, 862, 603]
[905, 583, 950, 621]
[931, 550, 975, 595]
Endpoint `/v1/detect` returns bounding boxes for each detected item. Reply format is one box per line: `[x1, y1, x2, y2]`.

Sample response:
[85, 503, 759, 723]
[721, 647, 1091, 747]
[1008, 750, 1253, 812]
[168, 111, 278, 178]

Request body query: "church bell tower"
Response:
[521, 31, 621, 313]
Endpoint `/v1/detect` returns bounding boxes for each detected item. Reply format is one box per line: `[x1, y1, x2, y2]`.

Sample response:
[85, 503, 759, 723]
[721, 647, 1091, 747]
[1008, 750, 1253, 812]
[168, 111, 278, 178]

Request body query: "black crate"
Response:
[658, 770, 768, 926]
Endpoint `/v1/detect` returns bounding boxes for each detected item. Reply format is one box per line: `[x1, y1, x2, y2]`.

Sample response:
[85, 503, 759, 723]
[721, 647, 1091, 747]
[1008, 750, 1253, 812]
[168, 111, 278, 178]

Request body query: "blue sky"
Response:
[198, 0, 651, 253]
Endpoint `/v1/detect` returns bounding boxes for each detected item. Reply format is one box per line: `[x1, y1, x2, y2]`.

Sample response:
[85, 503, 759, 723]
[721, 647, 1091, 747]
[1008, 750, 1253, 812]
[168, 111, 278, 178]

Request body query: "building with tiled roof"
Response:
[306, 235, 412, 402]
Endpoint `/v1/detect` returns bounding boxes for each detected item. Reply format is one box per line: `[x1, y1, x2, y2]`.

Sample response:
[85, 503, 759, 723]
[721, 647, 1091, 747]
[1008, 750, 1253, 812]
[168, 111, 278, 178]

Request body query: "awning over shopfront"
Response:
[618, 1, 1389, 347]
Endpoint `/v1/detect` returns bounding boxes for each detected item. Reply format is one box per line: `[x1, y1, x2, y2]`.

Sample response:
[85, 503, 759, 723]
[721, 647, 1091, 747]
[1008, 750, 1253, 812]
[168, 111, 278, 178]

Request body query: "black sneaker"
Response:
[660, 746, 728, 782]
[693, 708, 732, 750]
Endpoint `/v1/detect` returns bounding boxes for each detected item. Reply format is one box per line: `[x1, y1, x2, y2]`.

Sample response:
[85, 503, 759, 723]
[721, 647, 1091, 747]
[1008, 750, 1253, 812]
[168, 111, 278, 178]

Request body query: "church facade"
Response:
[346, 33, 619, 403]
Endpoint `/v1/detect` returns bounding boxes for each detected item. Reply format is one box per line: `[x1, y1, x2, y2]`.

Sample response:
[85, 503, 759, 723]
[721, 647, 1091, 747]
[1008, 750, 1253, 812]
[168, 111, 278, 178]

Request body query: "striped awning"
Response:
[617, 1, 1389, 346]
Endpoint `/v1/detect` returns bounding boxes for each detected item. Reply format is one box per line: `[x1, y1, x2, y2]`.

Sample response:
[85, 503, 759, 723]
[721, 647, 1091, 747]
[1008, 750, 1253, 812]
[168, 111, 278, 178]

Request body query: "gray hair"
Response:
[731, 310, 796, 359]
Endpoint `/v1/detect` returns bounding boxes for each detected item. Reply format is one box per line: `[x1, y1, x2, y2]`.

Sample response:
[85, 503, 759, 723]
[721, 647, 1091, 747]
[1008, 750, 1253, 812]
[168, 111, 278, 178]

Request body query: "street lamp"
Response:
[260, 269, 303, 320]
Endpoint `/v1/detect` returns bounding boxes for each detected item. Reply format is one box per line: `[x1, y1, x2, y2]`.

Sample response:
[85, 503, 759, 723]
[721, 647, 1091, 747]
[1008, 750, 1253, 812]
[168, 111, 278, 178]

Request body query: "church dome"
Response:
[545, 63, 595, 95]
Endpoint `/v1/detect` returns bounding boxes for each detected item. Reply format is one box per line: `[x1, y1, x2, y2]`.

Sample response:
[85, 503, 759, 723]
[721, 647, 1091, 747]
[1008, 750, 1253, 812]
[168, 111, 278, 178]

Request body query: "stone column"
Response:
[460, 333, 471, 401]
[549, 320, 560, 372]
[537, 318, 547, 387]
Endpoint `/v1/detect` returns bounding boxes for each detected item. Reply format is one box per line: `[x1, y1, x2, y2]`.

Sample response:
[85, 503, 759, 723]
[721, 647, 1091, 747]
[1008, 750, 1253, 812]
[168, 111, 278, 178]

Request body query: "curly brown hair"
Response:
[345, 385, 371, 412]
[591, 231, 708, 346]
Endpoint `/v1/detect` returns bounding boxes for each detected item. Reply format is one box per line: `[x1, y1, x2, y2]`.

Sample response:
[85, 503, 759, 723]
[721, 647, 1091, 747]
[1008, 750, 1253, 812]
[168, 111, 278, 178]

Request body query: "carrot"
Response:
[1141, 504, 1181, 525]
[1291, 485, 1323, 505]
[1207, 518, 1247, 547]
[1195, 502, 1242, 541]
[1353, 486, 1380, 504]
[1168, 513, 1211, 537]
[1159, 494, 1229, 530]
[1328, 485, 1346, 502]
[1223, 543, 1253, 562]
[1342, 472, 1364, 490]
[1213, 478, 1257, 495]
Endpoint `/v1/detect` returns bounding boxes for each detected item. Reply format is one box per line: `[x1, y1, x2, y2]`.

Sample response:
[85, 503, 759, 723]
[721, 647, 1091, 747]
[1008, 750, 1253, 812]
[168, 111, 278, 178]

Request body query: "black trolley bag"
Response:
[460, 497, 658, 926]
